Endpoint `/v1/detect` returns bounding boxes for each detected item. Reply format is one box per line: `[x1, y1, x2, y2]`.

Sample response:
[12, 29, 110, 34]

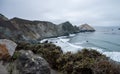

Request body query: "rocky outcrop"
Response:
[0, 39, 17, 60]
[79, 24, 95, 32]
[57, 21, 80, 36]
[8, 50, 50, 74]
[0, 14, 80, 42]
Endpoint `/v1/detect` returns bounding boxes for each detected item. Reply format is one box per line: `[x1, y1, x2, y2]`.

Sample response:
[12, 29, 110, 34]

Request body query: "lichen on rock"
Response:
[0, 39, 17, 60]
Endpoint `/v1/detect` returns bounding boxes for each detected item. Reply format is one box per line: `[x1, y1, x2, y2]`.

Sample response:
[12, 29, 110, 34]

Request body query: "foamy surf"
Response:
[40, 36, 120, 62]
[40, 37, 83, 53]
[69, 34, 76, 37]
[103, 52, 120, 62]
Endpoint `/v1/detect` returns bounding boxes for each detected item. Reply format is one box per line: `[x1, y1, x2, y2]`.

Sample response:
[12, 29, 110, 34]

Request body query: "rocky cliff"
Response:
[57, 21, 80, 36]
[0, 14, 80, 42]
[79, 24, 95, 32]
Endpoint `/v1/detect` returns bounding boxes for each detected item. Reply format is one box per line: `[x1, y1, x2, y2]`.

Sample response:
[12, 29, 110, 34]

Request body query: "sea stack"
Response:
[79, 24, 95, 32]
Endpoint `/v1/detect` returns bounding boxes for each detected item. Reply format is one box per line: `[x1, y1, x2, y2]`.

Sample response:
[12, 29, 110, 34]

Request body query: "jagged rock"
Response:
[9, 50, 50, 74]
[0, 39, 17, 60]
[79, 24, 95, 32]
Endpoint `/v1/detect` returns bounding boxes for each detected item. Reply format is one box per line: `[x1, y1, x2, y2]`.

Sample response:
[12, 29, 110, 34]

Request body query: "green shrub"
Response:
[16, 42, 120, 74]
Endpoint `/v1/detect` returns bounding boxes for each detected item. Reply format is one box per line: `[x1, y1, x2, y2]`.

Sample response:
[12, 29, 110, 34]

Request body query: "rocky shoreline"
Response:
[1, 14, 120, 74]
[0, 14, 95, 43]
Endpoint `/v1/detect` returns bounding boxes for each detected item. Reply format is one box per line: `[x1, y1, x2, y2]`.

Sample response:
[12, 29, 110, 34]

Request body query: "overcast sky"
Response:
[0, 0, 120, 26]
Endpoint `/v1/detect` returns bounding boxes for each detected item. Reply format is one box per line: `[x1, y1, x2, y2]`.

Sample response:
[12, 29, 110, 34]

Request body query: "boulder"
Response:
[79, 24, 95, 32]
[9, 50, 50, 74]
[0, 39, 17, 60]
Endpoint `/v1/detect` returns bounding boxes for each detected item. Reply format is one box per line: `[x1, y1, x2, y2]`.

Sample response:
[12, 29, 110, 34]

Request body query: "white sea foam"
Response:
[40, 37, 83, 53]
[69, 34, 76, 37]
[103, 52, 120, 62]
[57, 36, 67, 39]
[40, 39, 48, 43]
[59, 38, 70, 42]
[53, 38, 82, 53]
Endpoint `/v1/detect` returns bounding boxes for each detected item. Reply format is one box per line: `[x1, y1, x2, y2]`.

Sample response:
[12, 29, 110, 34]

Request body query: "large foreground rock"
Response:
[9, 50, 50, 74]
[0, 39, 17, 60]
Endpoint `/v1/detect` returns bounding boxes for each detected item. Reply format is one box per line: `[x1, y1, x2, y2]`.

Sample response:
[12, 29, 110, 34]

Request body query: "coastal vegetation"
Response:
[1, 13, 120, 74]
[13, 42, 120, 74]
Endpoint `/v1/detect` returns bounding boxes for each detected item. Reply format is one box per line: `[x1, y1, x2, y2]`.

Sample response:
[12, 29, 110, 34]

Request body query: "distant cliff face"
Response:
[0, 14, 80, 42]
[10, 18, 59, 40]
[0, 14, 17, 40]
[79, 24, 95, 32]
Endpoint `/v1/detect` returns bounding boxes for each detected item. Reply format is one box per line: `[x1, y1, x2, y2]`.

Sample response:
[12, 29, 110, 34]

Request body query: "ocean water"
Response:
[40, 26, 120, 62]
[69, 26, 120, 52]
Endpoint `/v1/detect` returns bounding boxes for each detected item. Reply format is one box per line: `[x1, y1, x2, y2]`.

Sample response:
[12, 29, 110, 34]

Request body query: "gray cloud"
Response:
[0, 0, 120, 26]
